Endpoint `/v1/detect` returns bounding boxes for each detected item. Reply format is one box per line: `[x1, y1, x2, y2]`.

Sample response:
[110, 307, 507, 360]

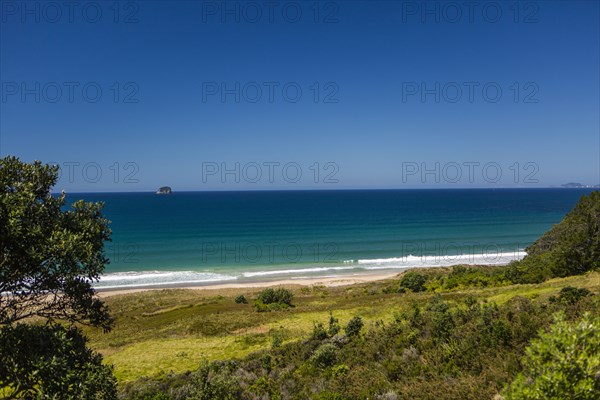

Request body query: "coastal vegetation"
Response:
[112, 272, 600, 400]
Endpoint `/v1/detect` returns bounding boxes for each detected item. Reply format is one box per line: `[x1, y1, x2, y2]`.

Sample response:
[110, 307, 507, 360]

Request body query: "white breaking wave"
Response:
[242, 251, 526, 277]
[96, 270, 237, 289]
[354, 251, 526, 269]
[242, 266, 356, 278]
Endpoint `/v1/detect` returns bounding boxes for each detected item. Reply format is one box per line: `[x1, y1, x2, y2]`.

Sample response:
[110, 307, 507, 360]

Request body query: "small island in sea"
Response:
[155, 186, 172, 195]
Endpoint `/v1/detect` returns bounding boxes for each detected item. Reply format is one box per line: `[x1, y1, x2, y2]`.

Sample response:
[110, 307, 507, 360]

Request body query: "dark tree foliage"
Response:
[509, 191, 600, 282]
[0, 156, 113, 330]
[0, 157, 117, 398]
[0, 324, 117, 399]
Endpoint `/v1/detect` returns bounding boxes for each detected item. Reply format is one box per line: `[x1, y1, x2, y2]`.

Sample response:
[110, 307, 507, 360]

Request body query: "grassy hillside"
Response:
[85, 270, 600, 387]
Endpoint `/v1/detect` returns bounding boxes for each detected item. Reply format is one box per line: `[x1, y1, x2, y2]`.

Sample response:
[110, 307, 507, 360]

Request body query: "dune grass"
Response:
[85, 270, 600, 382]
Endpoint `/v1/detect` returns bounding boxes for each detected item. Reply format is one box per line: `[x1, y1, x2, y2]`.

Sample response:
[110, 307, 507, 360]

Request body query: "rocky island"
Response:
[155, 186, 172, 195]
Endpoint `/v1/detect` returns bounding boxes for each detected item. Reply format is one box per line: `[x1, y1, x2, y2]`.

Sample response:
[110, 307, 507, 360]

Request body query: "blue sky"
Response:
[1, 0, 599, 191]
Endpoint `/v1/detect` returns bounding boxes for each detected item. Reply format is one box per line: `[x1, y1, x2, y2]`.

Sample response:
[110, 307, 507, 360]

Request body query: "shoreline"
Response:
[94, 254, 527, 298]
[96, 271, 403, 297]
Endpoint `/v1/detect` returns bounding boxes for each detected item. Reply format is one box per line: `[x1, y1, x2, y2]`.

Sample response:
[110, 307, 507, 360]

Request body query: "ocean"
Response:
[65, 189, 594, 289]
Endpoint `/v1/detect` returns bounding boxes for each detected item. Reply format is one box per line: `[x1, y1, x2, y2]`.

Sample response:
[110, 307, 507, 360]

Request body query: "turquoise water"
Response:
[66, 189, 594, 289]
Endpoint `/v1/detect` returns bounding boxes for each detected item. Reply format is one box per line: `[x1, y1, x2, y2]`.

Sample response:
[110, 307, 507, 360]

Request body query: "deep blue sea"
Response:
[65, 189, 594, 289]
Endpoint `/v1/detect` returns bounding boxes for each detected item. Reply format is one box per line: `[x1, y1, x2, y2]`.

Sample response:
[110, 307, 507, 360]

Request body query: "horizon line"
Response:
[54, 187, 600, 195]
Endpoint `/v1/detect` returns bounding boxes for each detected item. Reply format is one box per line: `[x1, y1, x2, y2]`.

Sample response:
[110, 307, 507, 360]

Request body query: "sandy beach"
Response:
[96, 271, 402, 297]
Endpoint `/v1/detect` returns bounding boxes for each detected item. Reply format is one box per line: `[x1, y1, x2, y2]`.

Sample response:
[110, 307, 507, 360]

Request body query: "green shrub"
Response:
[502, 312, 600, 399]
[248, 375, 280, 398]
[257, 288, 294, 306]
[504, 256, 553, 284]
[311, 343, 338, 368]
[492, 320, 513, 346]
[557, 286, 591, 304]
[328, 311, 341, 336]
[187, 360, 240, 400]
[399, 271, 427, 292]
[312, 322, 329, 340]
[441, 265, 509, 289]
[427, 295, 455, 342]
[254, 288, 294, 311]
[234, 294, 248, 304]
[344, 316, 364, 337]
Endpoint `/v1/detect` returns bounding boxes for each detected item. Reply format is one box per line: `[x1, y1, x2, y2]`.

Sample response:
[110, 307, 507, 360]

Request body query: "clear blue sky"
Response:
[1, 0, 599, 191]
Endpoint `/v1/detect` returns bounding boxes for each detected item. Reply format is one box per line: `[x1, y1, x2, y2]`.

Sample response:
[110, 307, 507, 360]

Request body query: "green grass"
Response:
[104, 336, 268, 381]
[85, 270, 600, 382]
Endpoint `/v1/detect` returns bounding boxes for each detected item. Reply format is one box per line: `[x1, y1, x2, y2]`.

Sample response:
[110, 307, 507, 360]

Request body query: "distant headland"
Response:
[560, 183, 600, 188]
